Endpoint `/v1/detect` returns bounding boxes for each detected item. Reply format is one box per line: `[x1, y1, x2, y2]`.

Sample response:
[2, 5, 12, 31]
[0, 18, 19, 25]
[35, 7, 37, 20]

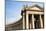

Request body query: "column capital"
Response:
[23, 13, 25, 15]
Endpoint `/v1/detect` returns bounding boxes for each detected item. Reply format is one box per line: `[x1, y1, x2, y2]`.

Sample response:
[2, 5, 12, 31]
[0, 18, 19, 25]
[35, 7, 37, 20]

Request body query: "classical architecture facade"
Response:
[5, 4, 44, 31]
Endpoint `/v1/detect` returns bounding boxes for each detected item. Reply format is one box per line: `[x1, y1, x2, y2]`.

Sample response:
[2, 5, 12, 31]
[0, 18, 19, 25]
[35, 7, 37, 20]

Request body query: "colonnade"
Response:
[23, 14, 43, 29]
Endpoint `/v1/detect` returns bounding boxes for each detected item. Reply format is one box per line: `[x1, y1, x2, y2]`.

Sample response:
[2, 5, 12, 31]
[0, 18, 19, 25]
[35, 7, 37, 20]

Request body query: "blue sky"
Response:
[6, 0, 44, 24]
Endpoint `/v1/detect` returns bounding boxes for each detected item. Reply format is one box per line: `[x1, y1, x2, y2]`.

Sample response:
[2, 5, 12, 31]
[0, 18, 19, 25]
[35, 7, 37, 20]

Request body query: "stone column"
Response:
[23, 13, 25, 29]
[26, 14, 29, 29]
[40, 15, 43, 28]
[30, 24, 31, 29]
[32, 14, 35, 29]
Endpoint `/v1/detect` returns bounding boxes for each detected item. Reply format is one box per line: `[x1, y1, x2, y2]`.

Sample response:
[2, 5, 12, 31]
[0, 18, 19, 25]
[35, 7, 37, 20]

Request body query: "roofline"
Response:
[6, 17, 22, 27]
